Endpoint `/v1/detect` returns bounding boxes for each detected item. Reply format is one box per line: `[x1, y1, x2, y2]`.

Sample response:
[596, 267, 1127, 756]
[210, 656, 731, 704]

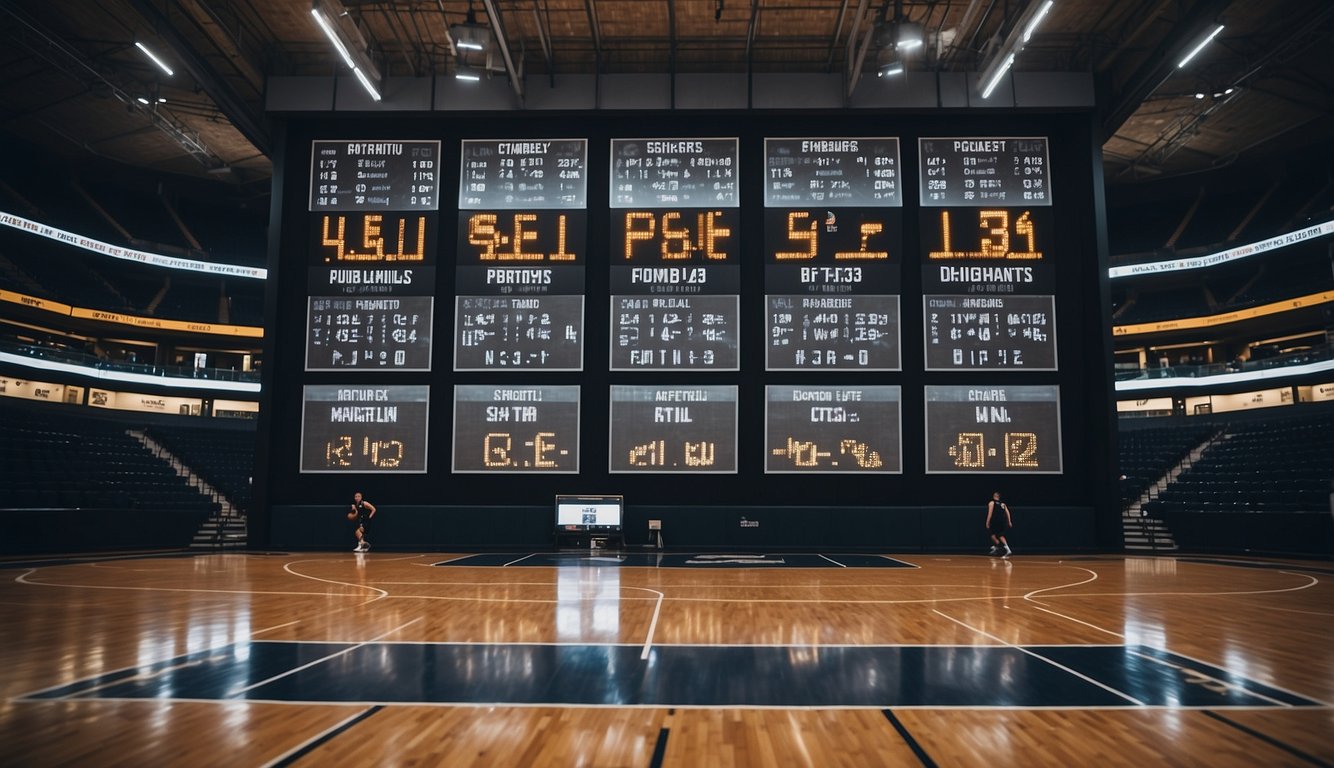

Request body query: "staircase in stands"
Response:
[127, 430, 247, 549]
[1122, 429, 1228, 552]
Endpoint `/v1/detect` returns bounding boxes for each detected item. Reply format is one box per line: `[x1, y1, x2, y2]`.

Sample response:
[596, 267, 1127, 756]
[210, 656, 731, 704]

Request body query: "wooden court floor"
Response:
[3, 551, 1332, 767]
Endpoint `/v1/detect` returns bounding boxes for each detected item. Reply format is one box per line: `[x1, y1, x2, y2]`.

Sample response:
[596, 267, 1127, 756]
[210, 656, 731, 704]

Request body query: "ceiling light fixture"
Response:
[878, 59, 905, 78]
[977, 0, 1055, 99]
[1177, 24, 1224, 68]
[311, 0, 383, 102]
[134, 41, 174, 77]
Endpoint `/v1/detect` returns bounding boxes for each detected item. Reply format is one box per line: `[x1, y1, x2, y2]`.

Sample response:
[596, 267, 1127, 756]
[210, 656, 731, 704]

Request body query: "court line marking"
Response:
[1125, 650, 1291, 708]
[9, 617, 311, 701]
[502, 554, 537, 567]
[1144, 647, 1334, 709]
[250, 620, 303, 637]
[201, 640, 1131, 648]
[231, 617, 423, 696]
[1023, 565, 1098, 600]
[1201, 710, 1334, 768]
[882, 709, 938, 767]
[368, 580, 1020, 591]
[624, 586, 666, 660]
[818, 554, 848, 568]
[1044, 571, 1319, 600]
[260, 705, 383, 768]
[13, 696, 1325, 712]
[281, 560, 389, 601]
[1023, 599, 1126, 639]
[931, 608, 1146, 706]
[16, 569, 341, 599]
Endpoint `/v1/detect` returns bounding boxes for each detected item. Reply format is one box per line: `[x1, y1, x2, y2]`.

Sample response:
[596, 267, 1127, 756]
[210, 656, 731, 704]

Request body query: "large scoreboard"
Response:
[263, 110, 1112, 540]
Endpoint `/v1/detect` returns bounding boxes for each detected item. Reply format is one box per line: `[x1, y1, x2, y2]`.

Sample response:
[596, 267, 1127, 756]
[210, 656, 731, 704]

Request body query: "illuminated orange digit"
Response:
[1014, 211, 1040, 259]
[468, 213, 499, 260]
[835, 221, 888, 260]
[549, 213, 575, 261]
[978, 210, 1009, 257]
[660, 212, 690, 259]
[775, 211, 817, 260]
[361, 213, 384, 258]
[623, 212, 655, 259]
[321, 215, 346, 262]
[702, 211, 731, 260]
[509, 213, 539, 261]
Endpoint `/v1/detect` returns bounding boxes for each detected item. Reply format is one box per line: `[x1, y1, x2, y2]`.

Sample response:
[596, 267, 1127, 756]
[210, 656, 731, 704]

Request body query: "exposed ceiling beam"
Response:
[122, 0, 269, 155]
[480, 0, 524, 103]
[1099, 0, 1233, 142]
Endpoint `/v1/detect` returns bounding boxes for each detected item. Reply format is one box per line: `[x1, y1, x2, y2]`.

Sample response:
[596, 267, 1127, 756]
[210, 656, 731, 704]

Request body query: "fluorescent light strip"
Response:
[1115, 358, 1334, 392]
[352, 66, 382, 101]
[455, 71, 482, 82]
[1178, 24, 1224, 68]
[0, 352, 261, 394]
[879, 63, 904, 77]
[457, 41, 484, 51]
[1108, 219, 1334, 279]
[311, 7, 357, 70]
[1022, 0, 1054, 43]
[897, 38, 923, 51]
[980, 52, 1015, 98]
[0, 209, 266, 279]
[134, 42, 174, 76]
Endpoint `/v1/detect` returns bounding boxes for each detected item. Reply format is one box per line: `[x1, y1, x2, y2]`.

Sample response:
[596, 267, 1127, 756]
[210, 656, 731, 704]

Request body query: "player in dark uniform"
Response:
[351, 492, 376, 552]
[986, 491, 1012, 557]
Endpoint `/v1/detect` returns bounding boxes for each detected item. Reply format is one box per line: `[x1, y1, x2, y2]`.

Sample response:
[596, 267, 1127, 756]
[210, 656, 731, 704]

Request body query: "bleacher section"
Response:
[0, 402, 218, 513]
[146, 424, 254, 513]
[1138, 411, 1334, 554]
[1117, 423, 1216, 505]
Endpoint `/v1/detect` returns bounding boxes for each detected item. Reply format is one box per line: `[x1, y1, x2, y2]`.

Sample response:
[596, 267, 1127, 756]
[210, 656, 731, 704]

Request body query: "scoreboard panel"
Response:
[609, 385, 738, 473]
[266, 110, 1112, 542]
[764, 137, 902, 371]
[457, 139, 588, 370]
[765, 385, 902, 473]
[611, 138, 741, 371]
[924, 385, 1062, 474]
[300, 384, 430, 473]
[452, 385, 580, 473]
[309, 140, 441, 211]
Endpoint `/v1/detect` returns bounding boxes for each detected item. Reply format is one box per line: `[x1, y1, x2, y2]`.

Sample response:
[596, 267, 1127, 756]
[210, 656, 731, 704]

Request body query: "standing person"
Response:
[986, 491, 1012, 557]
[350, 491, 376, 552]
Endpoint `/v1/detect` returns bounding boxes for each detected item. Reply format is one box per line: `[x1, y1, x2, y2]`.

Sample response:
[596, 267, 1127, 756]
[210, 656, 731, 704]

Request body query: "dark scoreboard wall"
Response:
[256, 110, 1117, 552]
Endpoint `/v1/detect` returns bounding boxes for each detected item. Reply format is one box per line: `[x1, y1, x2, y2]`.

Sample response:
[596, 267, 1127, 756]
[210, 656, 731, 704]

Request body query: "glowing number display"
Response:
[928, 209, 1041, 260]
[316, 214, 431, 263]
[452, 385, 580, 473]
[924, 385, 1061, 474]
[464, 212, 578, 261]
[765, 386, 901, 473]
[771, 211, 889, 260]
[620, 210, 735, 261]
[609, 385, 738, 473]
[300, 385, 429, 473]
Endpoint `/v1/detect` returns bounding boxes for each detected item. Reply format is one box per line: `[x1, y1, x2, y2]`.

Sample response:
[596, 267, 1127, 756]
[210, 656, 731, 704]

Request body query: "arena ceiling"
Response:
[0, 0, 1331, 190]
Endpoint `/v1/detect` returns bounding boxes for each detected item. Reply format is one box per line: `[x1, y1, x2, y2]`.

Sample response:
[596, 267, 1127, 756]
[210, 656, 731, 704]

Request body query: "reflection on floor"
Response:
[436, 552, 918, 568]
[23, 642, 1321, 708]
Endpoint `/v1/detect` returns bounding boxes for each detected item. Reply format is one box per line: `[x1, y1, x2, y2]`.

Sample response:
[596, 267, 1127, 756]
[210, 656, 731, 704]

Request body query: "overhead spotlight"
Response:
[1178, 24, 1224, 68]
[878, 59, 905, 78]
[1224, 87, 1235, 95]
[1194, 92, 1205, 99]
[311, 0, 383, 102]
[450, 2, 490, 53]
[134, 41, 174, 77]
[136, 97, 150, 105]
[454, 65, 482, 82]
[976, 0, 1055, 99]
[896, 22, 925, 51]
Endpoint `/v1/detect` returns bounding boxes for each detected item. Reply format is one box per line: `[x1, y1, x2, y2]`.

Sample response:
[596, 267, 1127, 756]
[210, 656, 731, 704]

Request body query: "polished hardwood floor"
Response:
[3, 552, 1331, 766]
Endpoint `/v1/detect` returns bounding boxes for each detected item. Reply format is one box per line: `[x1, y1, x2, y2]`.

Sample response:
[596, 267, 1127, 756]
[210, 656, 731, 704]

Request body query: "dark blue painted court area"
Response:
[23, 643, 1322, 708]
[436, 552, 916, 568]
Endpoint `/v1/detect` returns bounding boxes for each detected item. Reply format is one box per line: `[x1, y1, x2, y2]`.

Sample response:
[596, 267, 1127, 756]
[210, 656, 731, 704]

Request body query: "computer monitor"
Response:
[555, 494, 623, 532]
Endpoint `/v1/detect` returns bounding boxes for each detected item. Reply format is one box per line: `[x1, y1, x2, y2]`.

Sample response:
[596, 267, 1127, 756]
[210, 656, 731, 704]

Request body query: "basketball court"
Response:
[4, 551, 1331, 766]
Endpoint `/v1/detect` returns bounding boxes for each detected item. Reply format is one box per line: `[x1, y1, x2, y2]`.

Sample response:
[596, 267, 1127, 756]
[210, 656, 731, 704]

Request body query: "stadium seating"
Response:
[144, 423, 255, 513]
[1117, 422, 1216, 505]
[0, 402, 220, 514]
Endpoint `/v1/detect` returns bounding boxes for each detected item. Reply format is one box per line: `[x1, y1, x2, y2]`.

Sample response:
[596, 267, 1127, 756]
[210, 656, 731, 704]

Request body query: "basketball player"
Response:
[350, 492, 376, 552]
[986, 491, 1012, 557]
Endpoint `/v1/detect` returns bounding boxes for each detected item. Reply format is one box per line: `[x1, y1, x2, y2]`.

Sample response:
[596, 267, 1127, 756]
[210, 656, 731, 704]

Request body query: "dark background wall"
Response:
[256, 110, 1117, 552]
